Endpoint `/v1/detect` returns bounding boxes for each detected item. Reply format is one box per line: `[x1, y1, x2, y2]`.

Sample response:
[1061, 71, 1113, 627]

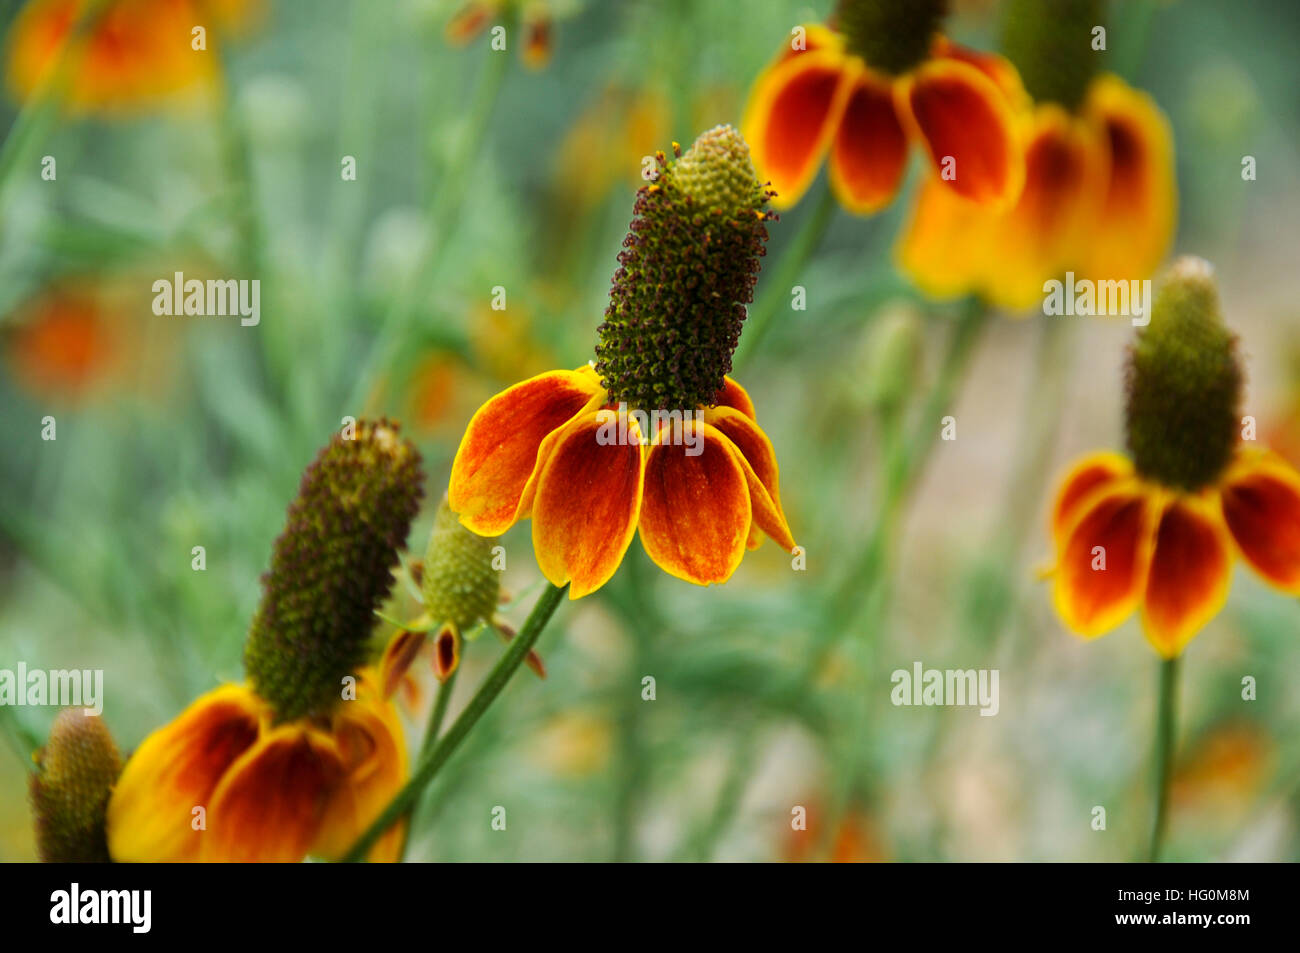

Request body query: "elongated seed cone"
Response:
[1001, 0, 1102, 110]
[836, 0, 948, 75]
[245, 418, 424, 721]
[1125, 257, 1242, 492]
[594, 125, 772, 412]
[29, 709, 121, 863]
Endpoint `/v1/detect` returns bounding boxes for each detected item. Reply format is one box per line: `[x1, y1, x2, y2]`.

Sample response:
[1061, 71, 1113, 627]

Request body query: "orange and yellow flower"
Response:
[445, 0, 559, 70]
[743, 22, 1025, 214]
[106, 673, 407, 863]
[898, 73, 1175, 310]
[1048, 259, 1300, 657]
[449, 366, 795, 599]
[6, 0, 259, 113]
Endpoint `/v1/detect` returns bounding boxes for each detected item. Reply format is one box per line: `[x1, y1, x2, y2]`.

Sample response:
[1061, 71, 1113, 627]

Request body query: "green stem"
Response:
[733, 184, 837, 369]
[1147, 655, 1181, 862]
[396, 666, 460, 861]
[341, 582, 567, 862]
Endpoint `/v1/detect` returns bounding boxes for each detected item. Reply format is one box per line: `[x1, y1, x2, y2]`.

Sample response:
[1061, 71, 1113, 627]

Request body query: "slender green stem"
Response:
[341, 582, 567, 862]
[396, 666, 460, 861]
[420, 667, 459, 761]
[1148, 655, 1181, 862]
[733, 185, 837, 369]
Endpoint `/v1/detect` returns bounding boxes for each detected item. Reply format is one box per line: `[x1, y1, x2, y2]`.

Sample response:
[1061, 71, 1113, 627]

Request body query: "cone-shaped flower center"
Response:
[595, 125, 772, 412]
[30, 709, 122, 863]
[1125, 257, 1242, 492]
[422, 494, 500, 630]
[836, 0, 947, 75]
[244, 419, 424, 722]
[1001, 0, 1102, 111]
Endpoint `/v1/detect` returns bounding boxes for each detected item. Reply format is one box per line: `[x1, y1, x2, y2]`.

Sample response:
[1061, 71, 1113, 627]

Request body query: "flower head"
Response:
[449, 126, 796, 598]
[107, 420, 422, 862]
[1048, 259, 1300, 657]
[743, 0, 1025, 214]
[29, 709, 121, 863]
[6, 0, 259, 114]
[898, 0, 1176, 310]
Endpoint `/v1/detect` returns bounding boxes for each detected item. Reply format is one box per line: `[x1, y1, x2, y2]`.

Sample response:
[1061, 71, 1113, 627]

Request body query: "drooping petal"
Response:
[1051, 482, 1158, 638]
[742, 44, 855, 209]
[980, 105, 1105, 311]
[1078, 74, 1176, 282]
[894, 174, 993, 300]
[827, 66, 909, 214]
[703, 405, 795, 550]
[1219, 450, 1300, 592]
[204, 724, 346, 863]
[1050, 451, 1134, 541]
[930, 36, 1030, 113]
[896, 56, 1025, 209]
[713, 376, 756, 420]
[1140, 495, 1233, 658]
[379, 628, 427, 700]
[431, 621, 462, 683]
[639, 420, 752, 585]
[314, 673, 409, 863]
[531, 408, 646, 599]
[449, 368, 602, 535]
[106, 684, 266, 863]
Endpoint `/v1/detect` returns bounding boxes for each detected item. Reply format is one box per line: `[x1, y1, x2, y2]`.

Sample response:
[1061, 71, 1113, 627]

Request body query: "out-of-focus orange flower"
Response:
[5, 0, 260, 114]
[1048, 260, 1300, 657]
[785, 804, 885, 863]
[6, 285, 124, 400]
[743, 12, 1025, 214]
[106, 674, 406, 862]
[898, 74, 1175, 311]
[1171, 722, 1271, 812]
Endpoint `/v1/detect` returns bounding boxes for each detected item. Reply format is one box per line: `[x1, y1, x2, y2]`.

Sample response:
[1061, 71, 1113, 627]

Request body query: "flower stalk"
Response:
[341, 581, 567, 862]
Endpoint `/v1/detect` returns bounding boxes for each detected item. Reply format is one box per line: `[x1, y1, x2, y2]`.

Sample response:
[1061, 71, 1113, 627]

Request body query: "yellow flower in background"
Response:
[898, 0, 1176, 311]
[743, 0, 1026, 214]
[107, 421, 423, 861]
[1048, 260, 1300, 657]
[5, 0, 260, 113]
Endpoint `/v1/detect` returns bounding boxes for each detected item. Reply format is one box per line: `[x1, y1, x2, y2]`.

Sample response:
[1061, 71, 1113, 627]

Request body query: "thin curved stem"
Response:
[341, 582, 567, 862]
[1147, 656, 1181, 862]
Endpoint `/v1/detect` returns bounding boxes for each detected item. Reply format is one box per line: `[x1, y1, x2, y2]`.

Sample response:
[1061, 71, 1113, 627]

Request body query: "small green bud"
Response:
[1125, 257, 1242, 492]
[29, 709, 121, 863]
[854, 304, 923, 417]
[245, 418, 424, 721]
[422, 494, 500, 632]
